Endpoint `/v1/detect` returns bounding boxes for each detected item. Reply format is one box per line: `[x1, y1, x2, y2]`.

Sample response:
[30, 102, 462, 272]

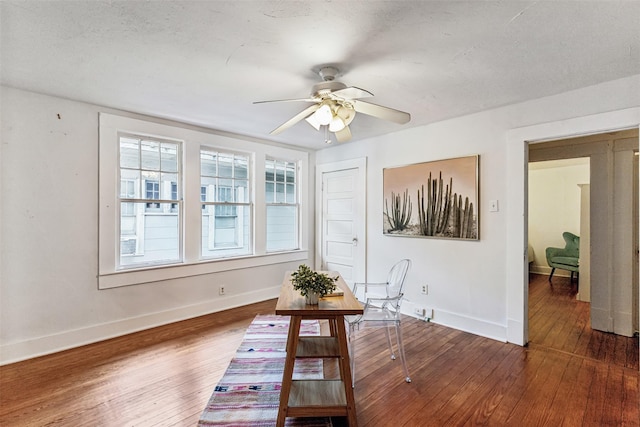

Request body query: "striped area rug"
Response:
[198, 315, 333, 426]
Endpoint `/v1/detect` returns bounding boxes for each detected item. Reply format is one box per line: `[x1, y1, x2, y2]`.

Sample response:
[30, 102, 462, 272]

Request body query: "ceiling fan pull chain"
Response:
[324, 125, 332, 144]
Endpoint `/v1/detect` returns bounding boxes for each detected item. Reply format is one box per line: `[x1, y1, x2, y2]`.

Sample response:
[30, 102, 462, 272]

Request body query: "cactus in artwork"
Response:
[451, 194, 475, 238]
[385, 189, 412, 232]
[417, 172, 452, 236]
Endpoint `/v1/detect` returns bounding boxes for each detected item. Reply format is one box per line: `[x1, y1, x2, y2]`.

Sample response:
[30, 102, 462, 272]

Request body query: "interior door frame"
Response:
[315, 157, 367, 284]
[505, 107, 639, 347]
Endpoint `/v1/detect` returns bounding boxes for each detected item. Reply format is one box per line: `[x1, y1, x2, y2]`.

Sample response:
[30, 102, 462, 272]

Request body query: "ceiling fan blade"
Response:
[254, 97, 316, 104]
[353, 100, 411, 124]
[270, 104, 320, 135]
[330, 86, 373, 100]
[334, 125, 352, 143]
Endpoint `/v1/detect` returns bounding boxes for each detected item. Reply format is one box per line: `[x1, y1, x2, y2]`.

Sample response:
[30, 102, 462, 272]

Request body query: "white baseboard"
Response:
[0, 286, 281, 365]
[402, 302, 508, 343]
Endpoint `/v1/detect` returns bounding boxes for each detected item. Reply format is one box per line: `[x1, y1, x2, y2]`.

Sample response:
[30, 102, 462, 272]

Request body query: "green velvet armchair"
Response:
[545, 232, 580, 283]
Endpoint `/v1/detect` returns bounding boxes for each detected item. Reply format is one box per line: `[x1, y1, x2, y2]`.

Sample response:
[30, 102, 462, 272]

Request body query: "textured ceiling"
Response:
[2, 1, 639, 149]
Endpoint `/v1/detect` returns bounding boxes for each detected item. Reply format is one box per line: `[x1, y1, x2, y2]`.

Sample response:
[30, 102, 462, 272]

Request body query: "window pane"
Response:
[218, 153, 233, 178]
[265, 158, 298, 253]
[142, 171, 159, 194]
[234, 157, 248, 179]
[265, 160, 275, 182]
[218, 179, 233, 201]
[285, 163, 295, 183]
[201, 177, 215, 202]
[121, 202, 136, 219]
[201, 204, 250, 258]
[161, 143, 178, 172]
[119, 202, 180, 267]
[265, 182, 274, 203]
[235, 179, 249, 203]
[117, 134, 182, 271]
[120, 172, 139, 198]
[161, 173, 178, 200]
[266, 205, 298, 251]
[141, 140, 160, 170]
[145, 181, 159, 199]
[199, 149, 252, 260]
[201, 151, 217, 176]
[120, 137, 139, 168]
[275, 183, 285, 203]
[286, 183, 296, 203]
[275, 161, 285, 182]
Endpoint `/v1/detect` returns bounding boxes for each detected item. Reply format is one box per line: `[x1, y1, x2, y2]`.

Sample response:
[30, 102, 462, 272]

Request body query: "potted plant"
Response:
[291, 264, 339, 305]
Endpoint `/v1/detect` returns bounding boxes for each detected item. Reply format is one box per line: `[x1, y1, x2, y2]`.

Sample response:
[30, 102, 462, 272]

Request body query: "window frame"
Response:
[200, 148, 253, 256]
[117, 133, 183, 269]
[265, 157, 301, 252]
[99, 113, 309, 289]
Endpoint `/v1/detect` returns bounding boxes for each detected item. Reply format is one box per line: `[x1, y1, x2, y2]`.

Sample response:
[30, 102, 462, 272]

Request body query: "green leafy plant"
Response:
[291, 264, 338, 298]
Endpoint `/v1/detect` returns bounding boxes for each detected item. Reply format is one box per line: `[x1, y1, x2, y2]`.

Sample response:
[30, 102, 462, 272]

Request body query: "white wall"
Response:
[316, 74, 640, 343]
[2, 75, 638, 363]
[528, 159, 590, 275]
[0, 86, 315, 364]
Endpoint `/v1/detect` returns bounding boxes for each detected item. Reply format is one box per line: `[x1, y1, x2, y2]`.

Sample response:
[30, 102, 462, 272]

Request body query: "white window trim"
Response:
[99, 113, 309, 289]
[265, 157, 301, 253]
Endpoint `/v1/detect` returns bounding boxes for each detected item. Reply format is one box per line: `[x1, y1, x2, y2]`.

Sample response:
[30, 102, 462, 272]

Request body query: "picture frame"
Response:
[383, 155, 479, 240]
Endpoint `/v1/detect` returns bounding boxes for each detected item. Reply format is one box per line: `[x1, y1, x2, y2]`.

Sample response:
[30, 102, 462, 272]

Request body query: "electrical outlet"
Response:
[219, 286, 226, 296]
[421, 285, 428, 295]
[414, 307, 426, 316]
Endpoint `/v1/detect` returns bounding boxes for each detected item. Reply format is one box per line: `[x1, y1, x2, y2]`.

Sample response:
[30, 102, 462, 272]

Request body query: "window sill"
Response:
[98, 250, 309, 289]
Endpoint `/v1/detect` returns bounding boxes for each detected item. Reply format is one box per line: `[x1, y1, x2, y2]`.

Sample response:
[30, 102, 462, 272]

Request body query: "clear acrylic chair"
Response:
[346, 259, 412, 386]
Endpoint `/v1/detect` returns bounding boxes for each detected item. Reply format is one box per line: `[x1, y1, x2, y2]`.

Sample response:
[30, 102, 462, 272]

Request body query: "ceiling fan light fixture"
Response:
[255, 66, 410, 142]
[305, 113, 321, 130]
[315, 103, 333, 126]
[329, 115, 345, 132]
[336, 105, 356, 125]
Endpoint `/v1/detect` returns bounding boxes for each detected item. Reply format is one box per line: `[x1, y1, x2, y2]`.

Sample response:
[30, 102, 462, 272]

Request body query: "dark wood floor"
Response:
[0, 274, 638, 426]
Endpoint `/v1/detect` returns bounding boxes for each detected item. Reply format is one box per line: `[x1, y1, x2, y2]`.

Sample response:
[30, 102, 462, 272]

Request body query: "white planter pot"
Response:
[305, 292, 319, 305]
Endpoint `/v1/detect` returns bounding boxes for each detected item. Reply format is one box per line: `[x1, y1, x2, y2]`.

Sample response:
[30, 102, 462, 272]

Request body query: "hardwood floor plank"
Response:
[504, 349, 569, 425]
[481, 345, 549, 424]
[531, 352, 581, 426]
[1, 277, 637, 426]
[622, 368, 640, 425]
[583, 362, 610, 426]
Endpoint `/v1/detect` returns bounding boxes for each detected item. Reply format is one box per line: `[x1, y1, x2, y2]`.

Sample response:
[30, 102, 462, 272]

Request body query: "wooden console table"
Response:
[275, 271, 363, 427]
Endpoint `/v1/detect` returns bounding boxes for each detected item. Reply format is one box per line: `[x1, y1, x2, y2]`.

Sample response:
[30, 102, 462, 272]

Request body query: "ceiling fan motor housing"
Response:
[312, 81, 348, 98]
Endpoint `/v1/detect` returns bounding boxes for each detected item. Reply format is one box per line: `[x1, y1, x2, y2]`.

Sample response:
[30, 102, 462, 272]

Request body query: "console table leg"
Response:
[335, 315, 358, 426]
[277, 315, 301, 427]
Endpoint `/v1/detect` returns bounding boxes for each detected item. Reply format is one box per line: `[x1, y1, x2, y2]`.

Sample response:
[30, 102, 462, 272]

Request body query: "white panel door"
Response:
[317, 159, 366, 287]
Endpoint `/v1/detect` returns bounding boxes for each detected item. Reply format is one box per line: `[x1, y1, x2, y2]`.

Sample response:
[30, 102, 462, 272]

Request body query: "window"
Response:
[200, 150, 251, 258]
[145, 180, 160, 209]
[118, 134, 181, 268]
[265, 158, 299, 251]
[99, 114, 309, 289]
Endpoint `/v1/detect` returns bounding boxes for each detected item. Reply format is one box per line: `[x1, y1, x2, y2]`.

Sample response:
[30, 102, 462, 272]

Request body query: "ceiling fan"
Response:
[254, 66, 411, 143]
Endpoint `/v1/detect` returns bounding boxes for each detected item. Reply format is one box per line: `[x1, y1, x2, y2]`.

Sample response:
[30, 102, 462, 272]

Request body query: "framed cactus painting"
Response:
[383, 155, 479, 240]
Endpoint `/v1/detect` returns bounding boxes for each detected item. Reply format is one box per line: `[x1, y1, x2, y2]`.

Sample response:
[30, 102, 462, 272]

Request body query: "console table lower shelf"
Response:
[275, 271, 363, 427]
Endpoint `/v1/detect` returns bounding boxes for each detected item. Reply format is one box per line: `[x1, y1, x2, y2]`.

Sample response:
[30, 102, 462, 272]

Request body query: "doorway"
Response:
[528, 129, 639, 338]
[315, 158, 367, 287]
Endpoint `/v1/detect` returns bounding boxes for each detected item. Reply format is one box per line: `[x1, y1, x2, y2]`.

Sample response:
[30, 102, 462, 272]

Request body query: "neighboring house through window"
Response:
[265, 158, 299, 252]
[200, 149, 251, 258]
[118, 134, 181, 268]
